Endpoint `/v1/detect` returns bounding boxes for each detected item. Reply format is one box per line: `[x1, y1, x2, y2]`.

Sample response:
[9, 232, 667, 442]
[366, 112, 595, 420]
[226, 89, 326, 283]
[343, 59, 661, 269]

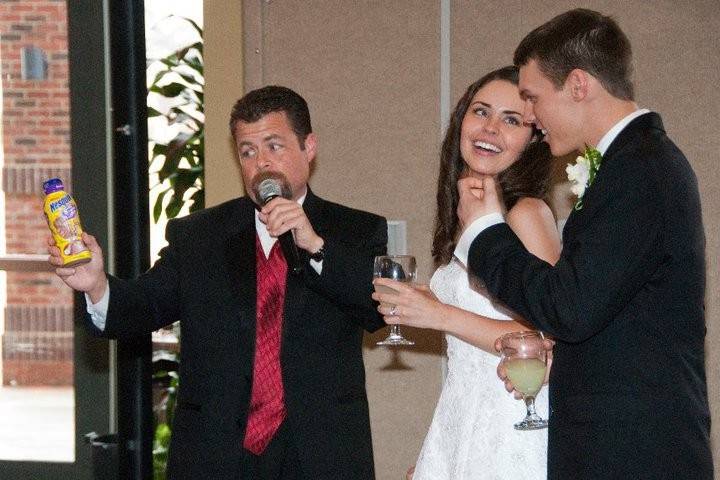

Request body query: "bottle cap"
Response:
[43, 178, 64, 194]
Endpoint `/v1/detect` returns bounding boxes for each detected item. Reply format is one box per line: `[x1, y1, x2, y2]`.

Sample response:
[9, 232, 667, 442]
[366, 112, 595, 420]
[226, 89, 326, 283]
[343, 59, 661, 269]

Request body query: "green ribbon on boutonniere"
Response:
[566, 146, 602, 210]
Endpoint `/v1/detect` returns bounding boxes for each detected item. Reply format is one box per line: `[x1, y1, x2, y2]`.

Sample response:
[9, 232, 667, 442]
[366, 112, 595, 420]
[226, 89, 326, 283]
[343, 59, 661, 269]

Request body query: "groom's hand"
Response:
[495, 336, 554, 400]
[496, 354, 524, 400]
[456, 175, 504, 231]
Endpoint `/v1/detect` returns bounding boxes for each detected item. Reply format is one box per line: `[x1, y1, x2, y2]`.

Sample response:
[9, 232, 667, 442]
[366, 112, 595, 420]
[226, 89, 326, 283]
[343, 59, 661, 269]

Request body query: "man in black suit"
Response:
[50, 86, 387, 479]
[454, 9, 712, 479]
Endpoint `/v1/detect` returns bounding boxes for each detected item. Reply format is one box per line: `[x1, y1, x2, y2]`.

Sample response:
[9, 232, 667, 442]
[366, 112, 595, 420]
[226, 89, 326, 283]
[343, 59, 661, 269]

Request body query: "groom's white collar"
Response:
[596, 108, 651, 156]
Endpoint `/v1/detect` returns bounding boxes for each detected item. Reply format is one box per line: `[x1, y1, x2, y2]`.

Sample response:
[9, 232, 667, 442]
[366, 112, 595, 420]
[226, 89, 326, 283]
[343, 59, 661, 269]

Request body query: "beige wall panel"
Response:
[203, 2, 245, 207]
[249, 1, 441, 275]
[451, 0, 525, 99]
[243, 2, 444, 479]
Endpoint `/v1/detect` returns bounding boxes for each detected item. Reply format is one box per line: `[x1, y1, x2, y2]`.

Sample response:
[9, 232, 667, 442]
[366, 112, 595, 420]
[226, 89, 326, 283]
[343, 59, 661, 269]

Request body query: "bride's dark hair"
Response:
[432, 66, 553, 267]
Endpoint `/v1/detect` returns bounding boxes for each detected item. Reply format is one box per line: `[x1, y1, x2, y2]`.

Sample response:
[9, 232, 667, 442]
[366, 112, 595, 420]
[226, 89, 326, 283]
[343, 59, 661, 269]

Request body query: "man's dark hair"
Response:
[514, 8, 634, 101]
[229, 85, 313, 148]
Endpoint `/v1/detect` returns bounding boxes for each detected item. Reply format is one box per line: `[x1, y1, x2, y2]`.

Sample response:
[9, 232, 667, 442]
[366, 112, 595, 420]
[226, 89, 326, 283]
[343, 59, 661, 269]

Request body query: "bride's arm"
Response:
[373, 197, 561, 354]
[373, 279, 530, 355]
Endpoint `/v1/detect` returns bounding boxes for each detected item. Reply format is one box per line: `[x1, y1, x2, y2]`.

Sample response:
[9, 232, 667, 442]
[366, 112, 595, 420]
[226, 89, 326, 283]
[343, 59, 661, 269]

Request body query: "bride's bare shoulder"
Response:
[506, 197, 554, 226]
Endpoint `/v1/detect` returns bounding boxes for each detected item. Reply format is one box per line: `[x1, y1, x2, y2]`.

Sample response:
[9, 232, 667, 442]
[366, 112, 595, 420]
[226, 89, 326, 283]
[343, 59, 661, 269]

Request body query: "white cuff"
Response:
[453, 213, 505, 266]
[309, 259, 323, 275]
[85, 286, 110, 331]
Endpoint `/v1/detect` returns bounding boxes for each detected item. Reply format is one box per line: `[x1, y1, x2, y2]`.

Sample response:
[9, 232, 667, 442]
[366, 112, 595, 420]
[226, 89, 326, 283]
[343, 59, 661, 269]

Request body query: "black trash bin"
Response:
[85, 432, 119, 480]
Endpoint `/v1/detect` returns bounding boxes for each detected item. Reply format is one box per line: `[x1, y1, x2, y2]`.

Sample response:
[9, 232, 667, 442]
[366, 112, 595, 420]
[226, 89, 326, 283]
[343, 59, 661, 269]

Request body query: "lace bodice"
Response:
[412, 259, 548, 480]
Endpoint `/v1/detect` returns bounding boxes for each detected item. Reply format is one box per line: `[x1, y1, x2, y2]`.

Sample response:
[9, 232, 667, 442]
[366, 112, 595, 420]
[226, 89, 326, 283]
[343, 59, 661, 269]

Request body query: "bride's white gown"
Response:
[412, 259, 548, 480]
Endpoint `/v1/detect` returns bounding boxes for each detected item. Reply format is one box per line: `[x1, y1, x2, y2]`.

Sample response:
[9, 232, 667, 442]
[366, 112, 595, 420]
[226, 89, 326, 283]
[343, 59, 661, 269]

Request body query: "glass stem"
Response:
[390, 325, 401, 337]
[524, 395, 537, 418]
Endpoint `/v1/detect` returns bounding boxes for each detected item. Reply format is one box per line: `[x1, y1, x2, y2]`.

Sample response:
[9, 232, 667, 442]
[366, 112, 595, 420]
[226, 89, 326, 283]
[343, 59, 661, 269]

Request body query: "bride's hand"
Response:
[371, 278, 447, 331]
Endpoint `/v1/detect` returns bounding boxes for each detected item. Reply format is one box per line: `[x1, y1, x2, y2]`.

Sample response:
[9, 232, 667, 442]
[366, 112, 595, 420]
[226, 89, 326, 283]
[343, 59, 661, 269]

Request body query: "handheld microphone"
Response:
[256, 177, 303, 275]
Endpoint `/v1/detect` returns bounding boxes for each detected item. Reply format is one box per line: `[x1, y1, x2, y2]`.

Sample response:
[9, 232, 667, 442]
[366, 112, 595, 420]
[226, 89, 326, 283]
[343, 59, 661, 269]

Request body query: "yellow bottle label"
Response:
[44, 190, 92, 267]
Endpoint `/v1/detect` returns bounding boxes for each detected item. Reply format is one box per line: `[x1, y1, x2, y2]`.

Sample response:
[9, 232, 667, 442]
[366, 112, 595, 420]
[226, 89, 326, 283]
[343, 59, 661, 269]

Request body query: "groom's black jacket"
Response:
[467, 113, 712, 479]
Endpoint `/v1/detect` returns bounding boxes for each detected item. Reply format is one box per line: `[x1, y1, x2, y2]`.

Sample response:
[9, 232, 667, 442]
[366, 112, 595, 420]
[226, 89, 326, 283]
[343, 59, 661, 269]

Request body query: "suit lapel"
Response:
[562, 112, 663, 239]
[224, 198, 257, 310]
[223, 198, 257, 378]
[302, 189, 330, 239]
[282, 190, 327, 344]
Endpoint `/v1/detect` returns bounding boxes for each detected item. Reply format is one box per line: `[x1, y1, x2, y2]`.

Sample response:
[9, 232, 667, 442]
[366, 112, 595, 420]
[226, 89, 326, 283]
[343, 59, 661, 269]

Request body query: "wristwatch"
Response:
[309, 242, 325, 261]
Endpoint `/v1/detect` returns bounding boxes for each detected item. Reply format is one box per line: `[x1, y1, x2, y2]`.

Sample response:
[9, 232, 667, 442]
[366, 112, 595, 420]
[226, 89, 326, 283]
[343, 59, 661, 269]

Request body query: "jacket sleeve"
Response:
[303, 214, 388, 332]
[468, 161, 664, 343]
[96, 219, 185, 339]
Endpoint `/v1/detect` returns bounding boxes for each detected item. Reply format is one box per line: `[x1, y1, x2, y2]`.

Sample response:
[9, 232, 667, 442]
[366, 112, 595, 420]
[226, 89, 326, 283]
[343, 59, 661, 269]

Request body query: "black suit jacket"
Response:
[87, 190, 387, 480]
[467, 113, 712, 479]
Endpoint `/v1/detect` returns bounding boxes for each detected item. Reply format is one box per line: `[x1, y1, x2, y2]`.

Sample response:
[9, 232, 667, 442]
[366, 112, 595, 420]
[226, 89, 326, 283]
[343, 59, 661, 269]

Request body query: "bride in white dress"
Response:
[373, 66, 561, 479]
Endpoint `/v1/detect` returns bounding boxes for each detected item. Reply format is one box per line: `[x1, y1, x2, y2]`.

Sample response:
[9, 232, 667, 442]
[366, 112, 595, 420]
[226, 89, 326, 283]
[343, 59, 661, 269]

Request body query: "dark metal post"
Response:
[108, 1, 153, 479]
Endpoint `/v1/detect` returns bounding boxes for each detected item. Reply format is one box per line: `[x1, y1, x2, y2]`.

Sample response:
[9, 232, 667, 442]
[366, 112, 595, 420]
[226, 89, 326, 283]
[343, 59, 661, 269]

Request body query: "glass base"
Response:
[514, 414, 548, 431]
[376, 333, 415, 346]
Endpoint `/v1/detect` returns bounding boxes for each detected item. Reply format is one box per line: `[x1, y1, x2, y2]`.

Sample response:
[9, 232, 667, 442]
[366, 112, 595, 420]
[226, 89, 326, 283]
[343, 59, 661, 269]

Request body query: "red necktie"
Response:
[243, 236, 288, 455]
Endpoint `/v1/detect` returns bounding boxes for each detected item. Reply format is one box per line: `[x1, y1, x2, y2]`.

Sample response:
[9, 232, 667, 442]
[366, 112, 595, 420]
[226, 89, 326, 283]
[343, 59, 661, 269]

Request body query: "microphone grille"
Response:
[257, 178, 283, 204]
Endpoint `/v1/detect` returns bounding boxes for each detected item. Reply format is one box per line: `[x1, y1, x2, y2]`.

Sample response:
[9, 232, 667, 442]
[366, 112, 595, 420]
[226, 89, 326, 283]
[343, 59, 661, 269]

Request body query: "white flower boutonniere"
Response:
[566, 146, 602, 210]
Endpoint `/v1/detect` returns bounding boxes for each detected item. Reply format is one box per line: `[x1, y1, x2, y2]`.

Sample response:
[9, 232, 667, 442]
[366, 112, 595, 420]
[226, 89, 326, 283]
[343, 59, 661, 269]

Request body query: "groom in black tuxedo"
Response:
[454, 9, 712, 479]
[50, 86, 386, 479]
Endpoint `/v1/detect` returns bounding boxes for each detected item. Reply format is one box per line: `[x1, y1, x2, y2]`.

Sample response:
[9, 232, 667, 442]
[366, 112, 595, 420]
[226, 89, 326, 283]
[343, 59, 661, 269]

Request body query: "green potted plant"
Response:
[146, 16, 203, 480]
[148, 16, 204, 222]
[152, 368, 178, 480]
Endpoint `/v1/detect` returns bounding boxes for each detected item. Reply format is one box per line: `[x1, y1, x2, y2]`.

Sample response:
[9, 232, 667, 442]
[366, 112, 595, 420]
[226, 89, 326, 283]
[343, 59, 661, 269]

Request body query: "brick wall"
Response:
[1, 0, 73, 386]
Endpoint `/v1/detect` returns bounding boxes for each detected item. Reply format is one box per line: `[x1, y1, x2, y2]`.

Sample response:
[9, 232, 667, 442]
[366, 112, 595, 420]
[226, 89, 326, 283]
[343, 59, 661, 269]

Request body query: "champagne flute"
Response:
[374, 255, 416, 346]
[499, 331, 548, 430]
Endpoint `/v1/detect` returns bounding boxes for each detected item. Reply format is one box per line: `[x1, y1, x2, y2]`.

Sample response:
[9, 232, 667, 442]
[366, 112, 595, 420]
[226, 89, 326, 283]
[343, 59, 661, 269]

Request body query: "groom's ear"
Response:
[565, 69, 590, 102]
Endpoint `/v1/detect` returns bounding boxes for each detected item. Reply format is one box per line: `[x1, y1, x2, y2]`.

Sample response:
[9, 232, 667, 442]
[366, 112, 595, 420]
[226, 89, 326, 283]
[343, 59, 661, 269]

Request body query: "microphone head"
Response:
[258, 178, 283, 204]
[252, 172, 292, 205]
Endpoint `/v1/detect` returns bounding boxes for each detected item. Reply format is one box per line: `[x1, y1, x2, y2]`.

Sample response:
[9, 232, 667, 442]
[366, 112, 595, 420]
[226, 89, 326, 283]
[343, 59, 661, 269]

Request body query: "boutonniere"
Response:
[566, 146, 602, 210]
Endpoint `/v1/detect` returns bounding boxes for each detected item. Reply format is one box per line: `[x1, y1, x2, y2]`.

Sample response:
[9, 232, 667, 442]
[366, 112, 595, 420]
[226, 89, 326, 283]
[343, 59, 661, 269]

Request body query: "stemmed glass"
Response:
[373, 255, 416, 346]
[499, 331, 548, 430]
